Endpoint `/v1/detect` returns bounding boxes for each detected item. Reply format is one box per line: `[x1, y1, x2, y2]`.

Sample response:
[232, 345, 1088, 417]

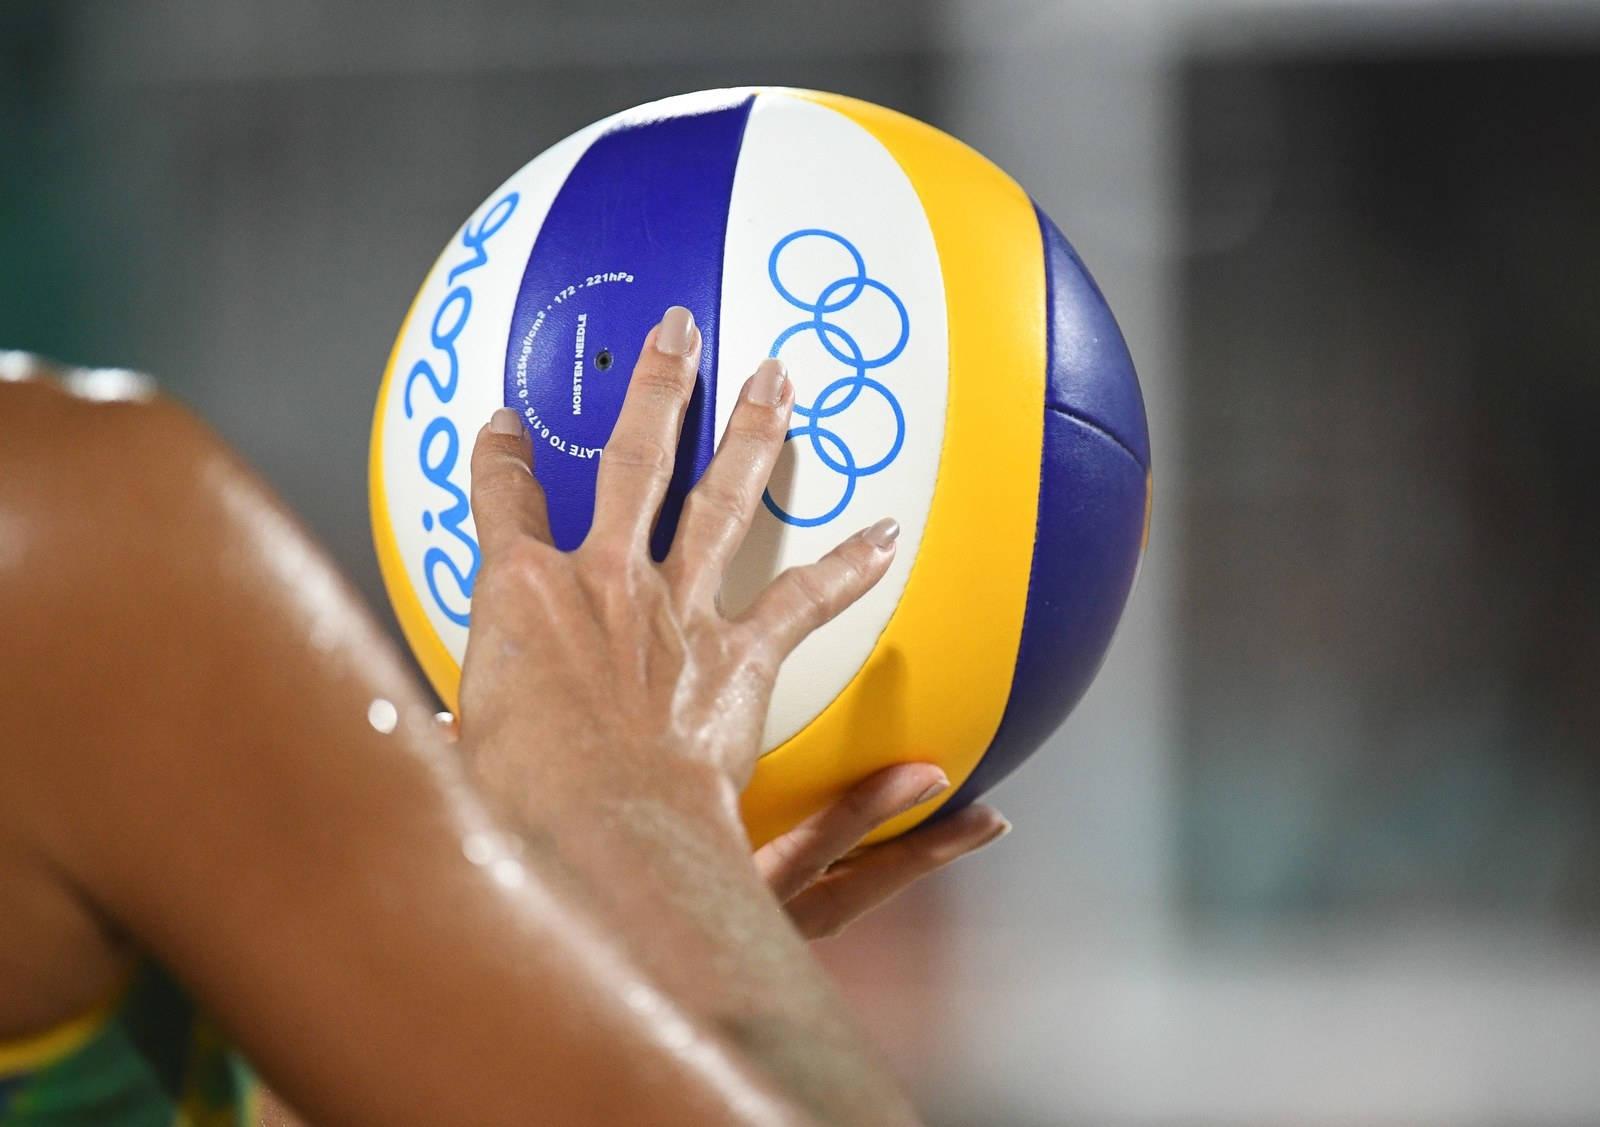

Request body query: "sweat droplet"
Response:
[62, 367, 156, 402]
[462, 832, 495, 866]
[491, 857, 525, 889]
[0, 352, 49, 382]
[367, 698, 399, 734]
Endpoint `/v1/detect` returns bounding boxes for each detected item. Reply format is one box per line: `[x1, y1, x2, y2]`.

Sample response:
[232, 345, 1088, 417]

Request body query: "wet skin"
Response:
[0, 313, 1006, 1125]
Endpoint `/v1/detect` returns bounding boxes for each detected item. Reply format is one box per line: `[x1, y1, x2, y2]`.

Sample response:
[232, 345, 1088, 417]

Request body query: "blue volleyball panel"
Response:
[1035, 204, 1150, 471]
[503, 98, 754, 555]
[945, 412, 1147, 809]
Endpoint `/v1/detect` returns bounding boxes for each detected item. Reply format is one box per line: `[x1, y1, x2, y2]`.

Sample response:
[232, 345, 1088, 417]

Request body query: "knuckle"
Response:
[731, 625, 780, 676]
[602, 435, 675, 476]
[482, 428, 524, 451]
[474, 430, 525, 464]
[474, 460, 531, 499]
[657, 550, 689, 588]
[788, 567, 834, 615]
[728, 404, 787, 445]
[843, 547, 876, 585]
[838, 781, 882, 824]
[478, 542, 551, 604]
[827, 541, 879, 591]
[748, 646, 781, 683]
[634, 361, 695, 398]
[579, 538, 637, 578]
[498, 539, 548, 582]
[687, 482, 749, 526]
[666, 576, 704, 623]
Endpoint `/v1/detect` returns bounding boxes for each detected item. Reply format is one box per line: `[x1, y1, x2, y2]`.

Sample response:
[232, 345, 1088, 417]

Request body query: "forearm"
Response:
[468, 746, 920, 1127]
[452, 311, 923, 1124]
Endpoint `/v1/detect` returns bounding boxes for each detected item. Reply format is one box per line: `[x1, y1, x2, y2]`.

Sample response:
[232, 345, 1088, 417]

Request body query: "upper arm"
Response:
[0, 384, 797, 1126]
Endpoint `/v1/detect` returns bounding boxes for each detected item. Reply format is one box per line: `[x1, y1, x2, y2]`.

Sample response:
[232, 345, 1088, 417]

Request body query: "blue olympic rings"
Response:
[761, 229, 910, 527]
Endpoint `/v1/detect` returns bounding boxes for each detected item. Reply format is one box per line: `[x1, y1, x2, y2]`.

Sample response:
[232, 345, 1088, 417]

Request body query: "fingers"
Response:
[783, 804, 1011, 941]
[754, 763, 949, 903]
[738, 519, 900, 656]
[469, 408, 553, 556]
[588, 306, 701, 550]
[665, 358, 792, 601]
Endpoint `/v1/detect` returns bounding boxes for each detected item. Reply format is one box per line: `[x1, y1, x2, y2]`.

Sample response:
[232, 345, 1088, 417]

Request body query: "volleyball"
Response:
[370, 88, 1151, 847]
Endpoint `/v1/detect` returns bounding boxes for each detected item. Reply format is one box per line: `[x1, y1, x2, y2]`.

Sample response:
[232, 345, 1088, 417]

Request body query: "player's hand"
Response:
[440, 708, 1011, 939]
[755, 766, 1010, 939]
[459, 306, 900, 822]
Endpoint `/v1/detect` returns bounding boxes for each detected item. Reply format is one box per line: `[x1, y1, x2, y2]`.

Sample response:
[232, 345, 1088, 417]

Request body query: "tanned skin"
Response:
[0, 311, 1006, 1126]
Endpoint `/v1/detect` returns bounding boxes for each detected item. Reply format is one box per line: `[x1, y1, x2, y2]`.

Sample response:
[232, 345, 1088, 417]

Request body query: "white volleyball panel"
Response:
[716, 91, 950, 750]
[375, 121, 609, 659]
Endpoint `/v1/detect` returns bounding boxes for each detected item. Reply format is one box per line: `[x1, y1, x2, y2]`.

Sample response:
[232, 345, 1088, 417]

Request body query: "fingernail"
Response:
[489, 407, 522, 436]
[982, 817, 1013, 846]
[656, 306, 697, 357]
[912, 772, 950, 807]
[749, 357, 788, 406]
[860, 517, 900, 550]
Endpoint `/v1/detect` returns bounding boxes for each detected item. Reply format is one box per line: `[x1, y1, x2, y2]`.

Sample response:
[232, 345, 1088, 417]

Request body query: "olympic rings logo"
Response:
[761, 229, 910, 528]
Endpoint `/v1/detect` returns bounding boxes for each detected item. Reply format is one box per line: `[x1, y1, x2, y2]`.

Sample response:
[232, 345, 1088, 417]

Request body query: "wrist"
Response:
[460, 728, 748, 849]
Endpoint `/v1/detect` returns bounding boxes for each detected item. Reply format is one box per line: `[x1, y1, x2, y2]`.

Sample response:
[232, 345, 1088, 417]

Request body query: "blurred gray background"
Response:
[5, 1, 1600, 1123]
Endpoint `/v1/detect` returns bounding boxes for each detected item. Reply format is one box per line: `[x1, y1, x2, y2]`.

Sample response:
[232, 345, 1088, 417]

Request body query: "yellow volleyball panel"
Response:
[737, 91, 1048, 848]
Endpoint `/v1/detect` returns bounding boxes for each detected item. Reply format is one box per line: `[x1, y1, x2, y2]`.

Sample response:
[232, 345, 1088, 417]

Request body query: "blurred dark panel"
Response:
[1179, 49, 1600, 929]
[0, 3, 136, 364]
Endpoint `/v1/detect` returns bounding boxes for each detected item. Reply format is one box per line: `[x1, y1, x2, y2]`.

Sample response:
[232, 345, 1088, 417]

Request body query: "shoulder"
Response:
[0, 364, 313, 630]
[0, 371, 308, 839]
[0, 369, 231, 550]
